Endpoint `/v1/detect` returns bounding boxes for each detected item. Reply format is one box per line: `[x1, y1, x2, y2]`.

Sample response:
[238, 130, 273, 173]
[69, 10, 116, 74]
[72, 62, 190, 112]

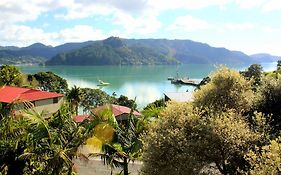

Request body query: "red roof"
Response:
[111, 104, 141, 117]
[0, 86, 64, 103]
[73, 115, 91, 123]
[92, 104, 141, 118]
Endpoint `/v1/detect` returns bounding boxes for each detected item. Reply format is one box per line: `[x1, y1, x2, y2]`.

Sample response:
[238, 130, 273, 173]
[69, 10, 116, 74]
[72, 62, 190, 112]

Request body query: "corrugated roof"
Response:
[73, 114, 91, 123]
[92, 104, 141, 118]
[0, 86, 64, 103]
[164, 92, 194, 102]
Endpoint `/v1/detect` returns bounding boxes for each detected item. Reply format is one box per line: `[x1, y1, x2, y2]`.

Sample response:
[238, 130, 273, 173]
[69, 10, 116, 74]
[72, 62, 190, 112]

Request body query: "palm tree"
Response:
[67, 85, 83, 115]
[89, 109, 144, 175]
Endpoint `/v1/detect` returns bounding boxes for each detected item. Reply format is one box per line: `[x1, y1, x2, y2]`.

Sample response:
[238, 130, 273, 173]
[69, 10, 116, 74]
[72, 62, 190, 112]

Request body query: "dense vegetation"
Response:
[142, 64, 281, 175]
[46, 37, 179, 65]
[2, 37, 279, 65]
[1, 63, 281, 175]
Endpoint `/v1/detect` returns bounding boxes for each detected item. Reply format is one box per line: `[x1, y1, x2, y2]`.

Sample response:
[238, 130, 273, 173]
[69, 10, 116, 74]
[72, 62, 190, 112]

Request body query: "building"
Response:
[73, 104, 141, 123]
[0, 86, 64, 114]
[164, 92, 194, 102]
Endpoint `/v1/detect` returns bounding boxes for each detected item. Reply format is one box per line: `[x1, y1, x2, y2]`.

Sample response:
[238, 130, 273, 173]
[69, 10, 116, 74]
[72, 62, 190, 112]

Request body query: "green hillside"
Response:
[46, 37, 179, 65]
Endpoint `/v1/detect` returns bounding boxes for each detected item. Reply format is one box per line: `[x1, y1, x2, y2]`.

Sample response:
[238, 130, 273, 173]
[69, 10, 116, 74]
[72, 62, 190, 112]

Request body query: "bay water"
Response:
[19, 63, 277, 109]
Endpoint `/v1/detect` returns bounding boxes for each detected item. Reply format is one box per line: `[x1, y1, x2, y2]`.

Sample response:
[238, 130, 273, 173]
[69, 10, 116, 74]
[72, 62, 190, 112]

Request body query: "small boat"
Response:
[97, 80, 110, 86]
[167, 77, 174, 80]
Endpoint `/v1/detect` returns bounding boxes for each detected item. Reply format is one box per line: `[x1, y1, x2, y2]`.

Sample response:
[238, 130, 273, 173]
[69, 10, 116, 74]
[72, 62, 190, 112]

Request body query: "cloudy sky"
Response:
[0, 0, 281, 55]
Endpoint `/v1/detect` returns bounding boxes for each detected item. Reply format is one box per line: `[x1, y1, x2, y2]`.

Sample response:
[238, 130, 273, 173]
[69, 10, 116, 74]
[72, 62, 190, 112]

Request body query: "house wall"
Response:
[14, 97, 64, 115]
[33, 97, 64, 114]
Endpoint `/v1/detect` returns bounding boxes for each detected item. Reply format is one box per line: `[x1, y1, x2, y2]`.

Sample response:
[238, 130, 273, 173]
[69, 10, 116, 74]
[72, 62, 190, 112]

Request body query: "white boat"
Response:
[97, 80, 110, 86]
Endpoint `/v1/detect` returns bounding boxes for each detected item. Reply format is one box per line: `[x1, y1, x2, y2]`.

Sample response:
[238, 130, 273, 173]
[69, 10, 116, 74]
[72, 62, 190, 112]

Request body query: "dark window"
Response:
[53, 97, 59, 104]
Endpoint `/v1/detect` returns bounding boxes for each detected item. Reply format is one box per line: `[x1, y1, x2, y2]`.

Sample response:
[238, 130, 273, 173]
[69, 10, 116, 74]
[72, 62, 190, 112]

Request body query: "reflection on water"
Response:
[19, 63, 277, 108]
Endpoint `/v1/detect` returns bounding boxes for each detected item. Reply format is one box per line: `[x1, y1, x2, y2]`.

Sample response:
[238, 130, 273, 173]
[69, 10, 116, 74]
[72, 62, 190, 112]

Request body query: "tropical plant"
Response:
[0, 102, 100, 175]
[86, 107, 144, 175]
[67, 85, 84, 115]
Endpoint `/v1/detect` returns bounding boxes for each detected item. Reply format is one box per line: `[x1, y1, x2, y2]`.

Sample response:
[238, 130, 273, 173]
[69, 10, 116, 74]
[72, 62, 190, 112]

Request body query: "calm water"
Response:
[19, 63, 277, 108]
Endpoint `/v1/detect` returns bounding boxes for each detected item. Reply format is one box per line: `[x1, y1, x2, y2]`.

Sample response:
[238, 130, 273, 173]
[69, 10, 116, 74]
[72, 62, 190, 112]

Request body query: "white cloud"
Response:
[0, 0, 61, 23]
[58, 25, 106, 42]
[148, 0, 230, 11]
[224, 22, 254, 30]
[0, 25, 58, 46]
[262, 0, 281, 12]
[0, 24, 113, 46]
[167, 15, 212, 32]
[235, 0, 266, 9]
[262, 26, 281, 32]
[113, 11, 162, 35]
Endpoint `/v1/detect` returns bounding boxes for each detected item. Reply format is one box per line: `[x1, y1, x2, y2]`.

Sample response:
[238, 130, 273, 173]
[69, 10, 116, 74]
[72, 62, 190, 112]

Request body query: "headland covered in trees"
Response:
[0, 37, 280, 65]
[0, 62, 280, 174]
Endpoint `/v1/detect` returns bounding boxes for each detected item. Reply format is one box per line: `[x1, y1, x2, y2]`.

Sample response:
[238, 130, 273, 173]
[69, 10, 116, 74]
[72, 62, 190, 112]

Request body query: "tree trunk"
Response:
[124, 157, 129, 175]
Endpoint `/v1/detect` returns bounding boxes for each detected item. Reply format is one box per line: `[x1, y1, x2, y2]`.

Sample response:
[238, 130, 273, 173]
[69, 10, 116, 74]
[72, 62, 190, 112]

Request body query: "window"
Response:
[53, 97, 59, 104]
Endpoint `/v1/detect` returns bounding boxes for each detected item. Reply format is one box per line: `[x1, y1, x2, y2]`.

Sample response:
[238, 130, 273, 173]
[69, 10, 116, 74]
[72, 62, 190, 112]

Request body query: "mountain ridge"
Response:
[0, 37, 279, 65]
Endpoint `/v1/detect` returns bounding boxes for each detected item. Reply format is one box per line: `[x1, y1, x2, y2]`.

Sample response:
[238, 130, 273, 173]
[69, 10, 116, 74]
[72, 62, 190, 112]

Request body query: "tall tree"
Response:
[0, 65, 23, 86]
[193, 66, 254, 114]
[240, 64, 263, 89]
[142, 102, 263, 175]
[33, 71, 68, 93]
[254, 75, 281, 133]
[67, 85, 83, 115]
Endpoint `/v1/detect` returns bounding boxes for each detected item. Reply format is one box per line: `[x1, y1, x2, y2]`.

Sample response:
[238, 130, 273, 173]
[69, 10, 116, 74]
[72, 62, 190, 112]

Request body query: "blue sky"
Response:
[0, 0, 281, 55]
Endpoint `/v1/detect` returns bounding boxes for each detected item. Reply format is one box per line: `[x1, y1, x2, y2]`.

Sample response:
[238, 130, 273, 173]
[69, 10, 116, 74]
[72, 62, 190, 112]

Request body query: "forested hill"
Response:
[46, 37, 179, 65]
[0, 41, 96, 64]
[1, 37, 279, 65]
[46, 37, 252, 65]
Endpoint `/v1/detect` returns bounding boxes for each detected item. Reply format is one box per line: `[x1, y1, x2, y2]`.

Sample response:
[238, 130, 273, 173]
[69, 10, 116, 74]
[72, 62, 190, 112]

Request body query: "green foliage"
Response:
[79, 88, 113, 112]
[101, 114, 145, 175]
[193, 66, 254, 113]
[0, 103, 99, 175]
[0, 65, 23, 86]
[245, 137, 281, 174]
[67, 85, 83, 115]
[254, 75, 281, 133]
[277, 60, 281, 71]
[142, 99, 165, 118]
[240, 64, 263, 89]
[32, 71, 68, 93]
[46, 38, 179, 65]
[113, 95, 137, 110]
[142, 102, 263, 175]
[196, 76, 211, 90]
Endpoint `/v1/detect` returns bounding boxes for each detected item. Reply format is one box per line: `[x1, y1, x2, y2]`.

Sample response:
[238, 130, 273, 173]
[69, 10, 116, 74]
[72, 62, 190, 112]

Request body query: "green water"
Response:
[19, 63, 277, 108]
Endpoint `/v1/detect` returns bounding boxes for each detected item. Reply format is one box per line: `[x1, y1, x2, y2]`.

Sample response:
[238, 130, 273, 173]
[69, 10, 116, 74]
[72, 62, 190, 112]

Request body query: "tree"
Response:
[245, 137, 281, 175]
[114, 95, 137, 110]
[103, 115, 144, 175]
[240, 64, 263, 89]
[86, 108, 145, 175]
[142, 102, 263, 175]
[193, 67, 254, 114]
[67, 85, 83, 115]
[32, 71, 68, 93]
[0, 103, 99, 174]
[80, 88, 113, 112]
[277, 60, 281, 71]
[254, 75, 281, 133]
[0, 65, 23, 86]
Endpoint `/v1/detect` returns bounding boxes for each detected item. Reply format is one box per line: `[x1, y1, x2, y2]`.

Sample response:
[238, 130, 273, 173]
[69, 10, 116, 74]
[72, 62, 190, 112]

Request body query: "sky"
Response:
[0, 0, 281, 55]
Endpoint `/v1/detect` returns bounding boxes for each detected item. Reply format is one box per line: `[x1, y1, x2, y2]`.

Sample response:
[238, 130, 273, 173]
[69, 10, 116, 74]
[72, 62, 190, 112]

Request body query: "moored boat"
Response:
[97, 80, 110, 86]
